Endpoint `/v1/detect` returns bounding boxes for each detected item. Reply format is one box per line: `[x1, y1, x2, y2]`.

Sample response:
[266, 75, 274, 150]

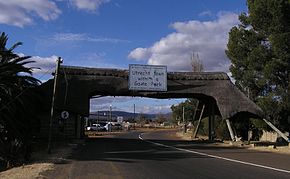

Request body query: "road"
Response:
[43, 129, 290, 179]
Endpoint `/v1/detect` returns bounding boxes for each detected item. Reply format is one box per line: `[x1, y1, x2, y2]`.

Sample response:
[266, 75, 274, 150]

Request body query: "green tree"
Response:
[156, 114, 166, 124]
[0, 32, 40, 168]
[226, 0, 290, 130]
[171, 99, 199, 123]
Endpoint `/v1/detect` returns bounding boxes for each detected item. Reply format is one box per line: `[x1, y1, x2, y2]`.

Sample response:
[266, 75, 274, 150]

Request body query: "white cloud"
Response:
[23, 53, 121, 82]
[139, 105, 172, 114]
[128, 12, 239, 72]
[199, 10, 212, 17]
[30, 55, 57, 74]
[72, 52, 121, 68]
[52, 33, 129, 43]
[128, 48, 151, 61]
[21, 55, 58, 81]
[0, 0, 61, 27]
[70, 0, 110, 11]
[90, 96, 136, 112]
[0, 0, 111, 27]
[52, 33, 86, 41]
[90, 97, 183, 114]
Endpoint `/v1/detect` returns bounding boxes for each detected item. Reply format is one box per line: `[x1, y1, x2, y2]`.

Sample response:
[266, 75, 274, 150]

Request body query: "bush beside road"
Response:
[0, 140, 79, 178]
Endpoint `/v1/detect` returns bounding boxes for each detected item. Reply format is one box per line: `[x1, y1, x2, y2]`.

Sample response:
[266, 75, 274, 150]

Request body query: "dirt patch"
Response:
[176, 131, 209, 141]
[0, 141, 77, 179]
[177, 131, 290, 154]
[247, 145, 290, 155]
[86, 131, 125, 138]
[0, 163, 54, 179]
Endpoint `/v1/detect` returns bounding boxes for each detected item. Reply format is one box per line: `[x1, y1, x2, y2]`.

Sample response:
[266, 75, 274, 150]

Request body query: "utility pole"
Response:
[47, 57, 63, 154]
[133, 104, 136, 122]
[97, 111, 99, 132]
[109, 105, 112, 122]
[109, 105, 112, 132]
[97, 111, 99, 123]
[183, 106, 186, 133]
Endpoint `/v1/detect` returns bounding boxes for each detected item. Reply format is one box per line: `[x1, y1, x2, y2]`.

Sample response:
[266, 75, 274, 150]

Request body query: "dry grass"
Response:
[177, 131, 290, 155]
[247, 145, 290, 155]
[0, 163, 54, 179]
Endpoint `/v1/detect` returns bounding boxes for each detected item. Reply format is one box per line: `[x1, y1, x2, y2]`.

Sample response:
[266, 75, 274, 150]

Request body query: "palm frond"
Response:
[0, 32, 41, 166]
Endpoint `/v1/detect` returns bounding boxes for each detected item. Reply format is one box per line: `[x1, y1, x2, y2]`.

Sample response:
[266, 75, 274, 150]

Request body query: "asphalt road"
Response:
[43, 129, 290, 179]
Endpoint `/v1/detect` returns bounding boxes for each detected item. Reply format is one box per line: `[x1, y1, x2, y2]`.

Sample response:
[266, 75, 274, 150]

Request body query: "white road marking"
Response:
[139, 133, 290, 174]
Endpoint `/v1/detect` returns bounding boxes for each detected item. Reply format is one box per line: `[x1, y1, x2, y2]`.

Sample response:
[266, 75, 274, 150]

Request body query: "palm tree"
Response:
[0, 32, 40, 168]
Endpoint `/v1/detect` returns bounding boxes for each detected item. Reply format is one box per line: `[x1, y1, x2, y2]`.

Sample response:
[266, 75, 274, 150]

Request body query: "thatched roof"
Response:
[52, 65, 264, 119]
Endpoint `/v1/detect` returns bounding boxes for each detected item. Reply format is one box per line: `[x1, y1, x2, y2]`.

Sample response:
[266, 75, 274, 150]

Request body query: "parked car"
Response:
[86, 123, 105, 131]
[112, 123, 122, 130]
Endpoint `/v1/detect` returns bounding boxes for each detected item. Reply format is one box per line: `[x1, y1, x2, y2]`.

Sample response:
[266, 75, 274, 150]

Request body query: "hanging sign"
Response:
[129, 64, 167, 91]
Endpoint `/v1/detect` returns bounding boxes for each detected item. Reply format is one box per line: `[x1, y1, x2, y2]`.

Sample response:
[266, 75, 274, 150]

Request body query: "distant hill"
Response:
[90, 111, 171, 120]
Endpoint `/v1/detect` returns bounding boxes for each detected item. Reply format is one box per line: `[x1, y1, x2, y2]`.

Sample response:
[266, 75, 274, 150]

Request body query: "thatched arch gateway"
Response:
[54, 66, 264, 118]
[38, 65, 266, 141]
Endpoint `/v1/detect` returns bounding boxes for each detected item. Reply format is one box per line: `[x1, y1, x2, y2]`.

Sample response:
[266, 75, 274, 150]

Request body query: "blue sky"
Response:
[0, 0, 248, 114]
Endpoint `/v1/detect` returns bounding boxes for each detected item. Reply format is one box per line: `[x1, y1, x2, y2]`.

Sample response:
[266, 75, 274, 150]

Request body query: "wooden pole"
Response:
[226, 119, 236, 141]
[183, 106, 186, 133]
[263, 118, 289, 143]
[47, 57, 62, 154]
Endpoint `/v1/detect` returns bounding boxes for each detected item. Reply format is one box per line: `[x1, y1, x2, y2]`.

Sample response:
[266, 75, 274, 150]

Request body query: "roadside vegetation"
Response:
[227, 0, 290, 132]
[172, 0, 290, 141]
[1, 0, 289, 173]
[0, 32, 41, 170]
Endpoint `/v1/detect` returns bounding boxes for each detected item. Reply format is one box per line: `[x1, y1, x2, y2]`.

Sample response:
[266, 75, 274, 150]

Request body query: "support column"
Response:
[193, 104, 205, 138]
[80, 116, 85, 139]
[208, 116, 215, 140]
[208, 102, 215, 141]
[263, 118, 289, 143]
[226, 119, 236, 141]
[192, 101, 199, 122]
[76, 115, 82, 139]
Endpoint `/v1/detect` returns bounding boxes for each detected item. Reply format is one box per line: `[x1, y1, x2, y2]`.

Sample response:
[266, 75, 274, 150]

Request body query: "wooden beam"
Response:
[193, 104, 205, 138]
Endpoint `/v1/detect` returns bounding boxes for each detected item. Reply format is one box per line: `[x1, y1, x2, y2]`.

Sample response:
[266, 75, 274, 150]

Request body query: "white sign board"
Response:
[129, 64, 167, 91]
